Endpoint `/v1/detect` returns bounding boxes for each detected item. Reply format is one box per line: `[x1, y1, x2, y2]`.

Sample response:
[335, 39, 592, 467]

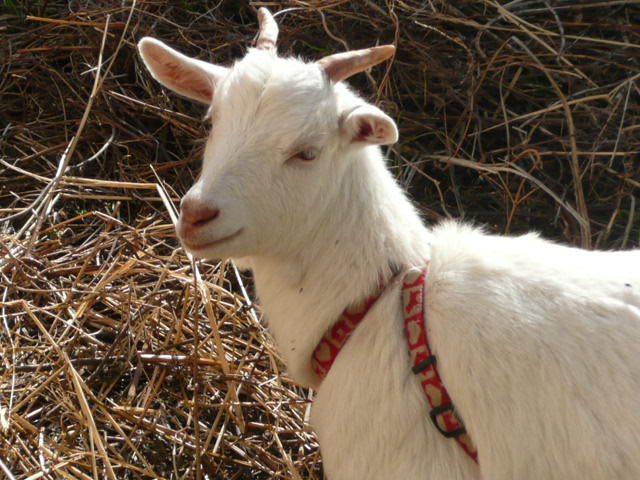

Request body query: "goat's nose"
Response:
[180, 197, 220, 227]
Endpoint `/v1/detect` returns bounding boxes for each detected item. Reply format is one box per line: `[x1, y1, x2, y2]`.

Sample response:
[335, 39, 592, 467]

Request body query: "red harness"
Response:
[311, 266, 479, 463]
[311, 282, 386, 379]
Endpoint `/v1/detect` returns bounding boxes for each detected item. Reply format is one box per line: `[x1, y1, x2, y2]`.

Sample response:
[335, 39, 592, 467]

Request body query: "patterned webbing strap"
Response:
[402, 267, 479, 463]
[312, 284, 386, 379]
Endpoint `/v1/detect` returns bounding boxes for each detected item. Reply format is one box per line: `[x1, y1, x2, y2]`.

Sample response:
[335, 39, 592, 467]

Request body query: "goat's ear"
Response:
[138, 37, 227, 104]
[341, 104, 399, 146]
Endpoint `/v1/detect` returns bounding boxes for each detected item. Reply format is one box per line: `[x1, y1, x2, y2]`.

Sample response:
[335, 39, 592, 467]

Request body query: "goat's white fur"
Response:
[138, 28, 640, 480]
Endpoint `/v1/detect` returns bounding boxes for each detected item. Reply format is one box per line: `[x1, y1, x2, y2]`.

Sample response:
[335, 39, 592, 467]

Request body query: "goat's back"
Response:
[426, 222, 640, 479]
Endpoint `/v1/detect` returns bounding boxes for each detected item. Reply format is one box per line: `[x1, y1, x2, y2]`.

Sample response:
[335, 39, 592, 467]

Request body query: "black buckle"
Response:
[429, 403, 467, 439]
[411, 354, 437, 374]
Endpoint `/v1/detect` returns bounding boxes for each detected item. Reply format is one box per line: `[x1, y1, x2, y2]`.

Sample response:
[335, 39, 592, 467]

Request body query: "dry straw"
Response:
[1, 0, 638, 478]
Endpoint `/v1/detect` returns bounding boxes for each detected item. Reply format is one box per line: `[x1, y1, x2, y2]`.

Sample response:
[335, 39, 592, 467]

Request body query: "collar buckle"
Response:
[429, 402, 467, 439]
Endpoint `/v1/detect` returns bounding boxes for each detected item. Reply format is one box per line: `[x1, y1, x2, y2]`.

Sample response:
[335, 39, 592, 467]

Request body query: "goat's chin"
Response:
[182, 245, 222, 260]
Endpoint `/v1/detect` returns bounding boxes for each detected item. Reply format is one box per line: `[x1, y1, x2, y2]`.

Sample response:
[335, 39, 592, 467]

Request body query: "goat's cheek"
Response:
[252, 187, 293, 250]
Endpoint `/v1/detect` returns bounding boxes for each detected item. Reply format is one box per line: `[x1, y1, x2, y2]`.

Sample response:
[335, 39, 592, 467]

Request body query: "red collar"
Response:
[310, 265, 479, 464]
[311, 281, 386, 379]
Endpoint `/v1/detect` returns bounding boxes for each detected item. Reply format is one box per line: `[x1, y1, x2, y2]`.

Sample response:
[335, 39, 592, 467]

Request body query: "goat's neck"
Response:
[247, 147, 430, 388]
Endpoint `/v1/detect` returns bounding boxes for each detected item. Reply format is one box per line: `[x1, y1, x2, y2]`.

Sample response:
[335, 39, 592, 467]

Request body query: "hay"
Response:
[0, 0, 638, 478]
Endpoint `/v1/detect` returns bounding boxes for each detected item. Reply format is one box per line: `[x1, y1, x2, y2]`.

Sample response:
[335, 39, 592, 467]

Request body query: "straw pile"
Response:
[1, 1, 638, 478]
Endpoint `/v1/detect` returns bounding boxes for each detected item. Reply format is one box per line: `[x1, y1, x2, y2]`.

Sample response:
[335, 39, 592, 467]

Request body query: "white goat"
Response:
[138, 8, 640, 480]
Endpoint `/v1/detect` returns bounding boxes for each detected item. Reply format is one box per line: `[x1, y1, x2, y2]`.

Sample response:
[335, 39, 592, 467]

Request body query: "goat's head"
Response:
[138, 8, 398, 260]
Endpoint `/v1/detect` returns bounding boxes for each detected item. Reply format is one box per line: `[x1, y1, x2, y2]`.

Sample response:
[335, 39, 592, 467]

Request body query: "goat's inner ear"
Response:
[341, 105, 399, 146]
[138, 37, 227, 105]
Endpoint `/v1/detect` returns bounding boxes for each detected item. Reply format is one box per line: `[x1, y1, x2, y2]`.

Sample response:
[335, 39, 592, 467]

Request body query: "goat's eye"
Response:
[289, 148, 318, 162]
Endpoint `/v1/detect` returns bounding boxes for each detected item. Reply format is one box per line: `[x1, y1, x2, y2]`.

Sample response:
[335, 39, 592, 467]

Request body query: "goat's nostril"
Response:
[180, 200, 220, 228]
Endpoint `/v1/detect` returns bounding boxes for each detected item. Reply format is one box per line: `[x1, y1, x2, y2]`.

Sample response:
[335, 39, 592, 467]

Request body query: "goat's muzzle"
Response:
[177, 197, 220, 238]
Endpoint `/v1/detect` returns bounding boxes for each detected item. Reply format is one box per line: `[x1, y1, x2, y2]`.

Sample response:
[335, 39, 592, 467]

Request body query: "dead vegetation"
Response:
[0, 1, 638, 478]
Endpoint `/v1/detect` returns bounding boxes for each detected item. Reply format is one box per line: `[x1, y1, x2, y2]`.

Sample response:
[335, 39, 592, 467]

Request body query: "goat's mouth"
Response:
[180, 228, 244, 251]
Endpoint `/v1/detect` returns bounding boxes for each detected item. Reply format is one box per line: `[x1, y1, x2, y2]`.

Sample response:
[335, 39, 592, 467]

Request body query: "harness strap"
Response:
[312, 284, 386, 379]
[402, 267, 478, 463]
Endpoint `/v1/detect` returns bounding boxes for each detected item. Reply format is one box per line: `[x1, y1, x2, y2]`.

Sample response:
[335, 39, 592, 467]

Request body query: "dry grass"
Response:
[1, 0, 638, 478]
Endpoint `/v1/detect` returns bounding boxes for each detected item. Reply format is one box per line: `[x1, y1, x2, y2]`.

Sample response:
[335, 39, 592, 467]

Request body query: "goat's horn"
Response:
[256, 7, 278, 51]
[317, 45, 396, 83]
